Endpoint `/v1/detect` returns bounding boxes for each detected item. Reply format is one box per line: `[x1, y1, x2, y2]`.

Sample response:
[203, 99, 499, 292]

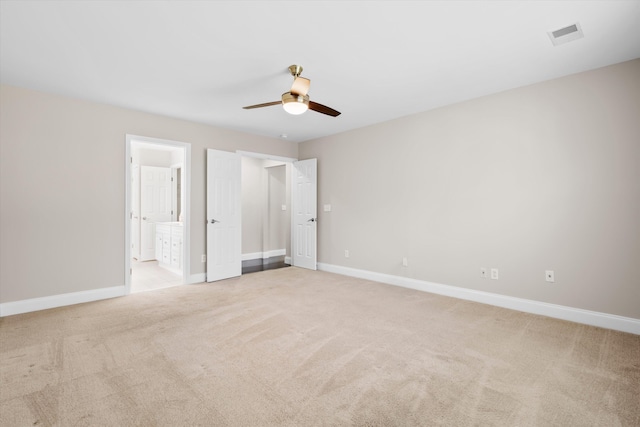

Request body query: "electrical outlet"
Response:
[491, 268, 499, 280]
[344, 250, 350, 258]
[480, 268, 488, 278]
[402, 257, 408, 267]
[546, 270, 555, 283]
[201, 254, 206, 263]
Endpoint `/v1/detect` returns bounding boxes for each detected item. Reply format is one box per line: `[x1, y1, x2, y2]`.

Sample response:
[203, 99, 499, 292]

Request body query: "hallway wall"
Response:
[241, 157, 290, 258]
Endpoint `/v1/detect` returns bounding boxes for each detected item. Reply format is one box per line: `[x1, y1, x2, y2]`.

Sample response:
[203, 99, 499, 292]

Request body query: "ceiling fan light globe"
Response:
[283, 102, 308, 115]
[282, 92, 309, 115]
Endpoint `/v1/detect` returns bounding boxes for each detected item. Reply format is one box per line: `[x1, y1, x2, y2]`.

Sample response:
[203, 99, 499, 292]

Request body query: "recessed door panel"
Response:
[292, 159, 317, 270]
[207, 149, 241, 282]
[140, 166, 171, 261]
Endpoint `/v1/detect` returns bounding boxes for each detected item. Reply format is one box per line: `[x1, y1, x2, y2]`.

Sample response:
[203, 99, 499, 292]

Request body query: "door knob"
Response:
[142, 217, 147, 220]
[307, 218, 317, 222]
[210, 219, 219, 224]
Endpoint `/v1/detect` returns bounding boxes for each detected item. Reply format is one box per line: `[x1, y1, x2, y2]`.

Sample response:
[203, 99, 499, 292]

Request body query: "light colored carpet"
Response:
[1, 267, 639, 426]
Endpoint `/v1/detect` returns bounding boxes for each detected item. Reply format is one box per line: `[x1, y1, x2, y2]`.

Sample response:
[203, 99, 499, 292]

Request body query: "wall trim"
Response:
[5, 264, 635, 335]
[317, 263, 640, 335]
[237, 150, 297, 163]
[242, 249, 286, 261]
[1, 273, 214, 316]
[0, 286, 126, 317]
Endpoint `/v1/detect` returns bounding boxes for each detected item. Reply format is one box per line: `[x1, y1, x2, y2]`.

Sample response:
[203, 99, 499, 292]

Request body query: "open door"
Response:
[140, 165, 172, 261]
[206, 149, 242, 282]
[292, 158, 317, 270]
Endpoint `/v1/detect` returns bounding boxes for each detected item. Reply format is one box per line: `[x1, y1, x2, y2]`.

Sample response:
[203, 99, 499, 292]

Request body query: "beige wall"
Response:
[266, 164, 289, 254]
[300, 59, 640, 319]
[3, 60, 639, 320]
[241, 156, 265, 255]
[0, 85, 298, 303]
[135, 147, 175, 167]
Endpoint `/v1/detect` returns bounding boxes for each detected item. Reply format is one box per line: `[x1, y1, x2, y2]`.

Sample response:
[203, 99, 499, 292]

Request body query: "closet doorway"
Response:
[240, 152, 294, 274]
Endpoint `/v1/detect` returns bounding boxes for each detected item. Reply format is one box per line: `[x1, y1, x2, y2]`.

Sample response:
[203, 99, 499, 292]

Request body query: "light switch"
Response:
[324, 204, 332, 212]
[281, 205, 287, 211]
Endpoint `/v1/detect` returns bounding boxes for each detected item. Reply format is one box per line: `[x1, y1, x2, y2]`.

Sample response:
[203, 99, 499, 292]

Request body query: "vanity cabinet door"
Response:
[170, 228, 182, 269]
[156, 224, 169, 264]
[155, 233, 163, 261]
[155, 223, 183, 273]
[162, 234, 171, 264]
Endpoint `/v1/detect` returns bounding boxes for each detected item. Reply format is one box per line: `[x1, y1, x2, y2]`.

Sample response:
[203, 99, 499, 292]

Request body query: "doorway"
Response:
[125, 135, 191, 294]
[241, 156, 291, 274]
[205, 150, 317, 282]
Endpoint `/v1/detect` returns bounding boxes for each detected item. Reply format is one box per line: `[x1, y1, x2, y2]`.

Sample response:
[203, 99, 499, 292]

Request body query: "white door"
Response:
[207, 149, 241, 282]
[131, 164, 141, 260]
[140, 166, 172, 261]
[292, 158, 317, 270]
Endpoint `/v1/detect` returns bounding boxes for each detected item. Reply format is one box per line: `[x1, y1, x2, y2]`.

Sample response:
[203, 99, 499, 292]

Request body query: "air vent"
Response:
[548, 22, 584, 46]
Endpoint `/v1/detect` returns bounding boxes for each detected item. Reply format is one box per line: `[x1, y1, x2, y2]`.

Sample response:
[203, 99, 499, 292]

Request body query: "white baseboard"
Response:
[242, 249, 286, 261]
[7, 265, 635, 335]
[242, 252, 262, 261]
[266, 249, 286, 259]
[0, 286, 126, 317]
[285, 256, 292, 265]
[317, 263, 640, 335]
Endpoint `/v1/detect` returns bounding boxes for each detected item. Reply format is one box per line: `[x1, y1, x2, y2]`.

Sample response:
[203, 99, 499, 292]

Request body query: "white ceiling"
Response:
[1, 1, 639, 143]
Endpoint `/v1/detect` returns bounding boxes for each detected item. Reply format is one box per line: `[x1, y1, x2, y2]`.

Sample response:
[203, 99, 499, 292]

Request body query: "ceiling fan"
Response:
[243, 65, 341, 117]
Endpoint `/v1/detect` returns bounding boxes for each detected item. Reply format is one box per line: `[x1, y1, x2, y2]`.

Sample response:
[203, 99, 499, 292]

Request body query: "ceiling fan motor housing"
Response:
[282, 92, 309, 115]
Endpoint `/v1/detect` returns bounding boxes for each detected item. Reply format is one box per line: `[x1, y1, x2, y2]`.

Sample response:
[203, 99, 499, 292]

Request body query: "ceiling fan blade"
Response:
[309, 101, 341, 117]
[291, 77, 310, 96]
[242, 101, 281, 109]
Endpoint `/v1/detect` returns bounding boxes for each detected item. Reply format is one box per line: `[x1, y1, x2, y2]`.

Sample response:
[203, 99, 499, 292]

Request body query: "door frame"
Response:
[125, 134, 192, 294]
[170, 162, 183, 222]
[131, 163, 141, 260]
